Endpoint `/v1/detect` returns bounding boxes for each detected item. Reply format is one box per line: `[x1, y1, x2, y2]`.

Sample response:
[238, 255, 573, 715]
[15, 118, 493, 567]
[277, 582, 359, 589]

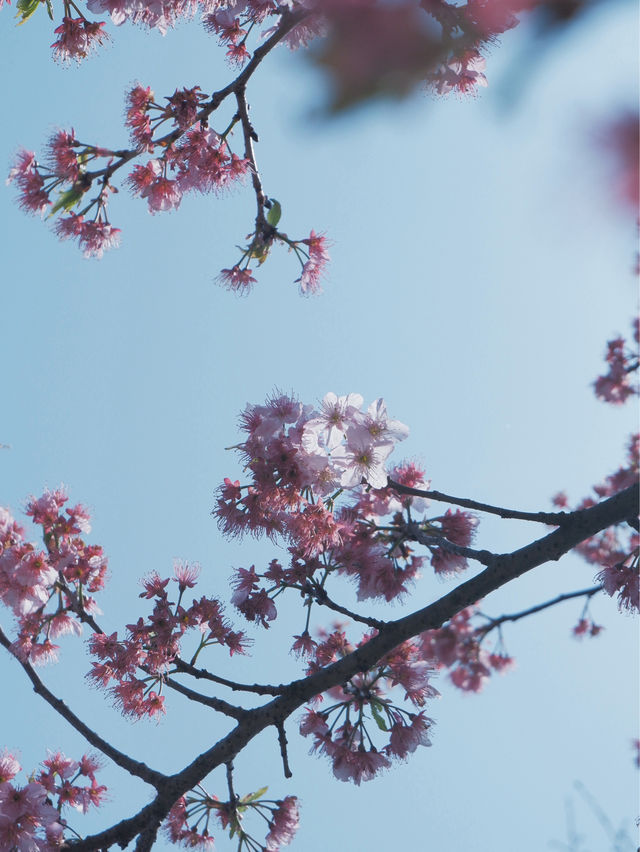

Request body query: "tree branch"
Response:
[403, 523, 495, 565]
[388, 478, 571, 524]
[276, 721, 293, 779]
[94, 9, 308, 186]
[0, 625, 166, 788]
[63, 485, 635, 850]
[172, 658, 286, 696]
[307, 585, 387, 630]
[162, 675, 247, 720]
[235, 87, 268, 232]
[476, 585, 603, 635]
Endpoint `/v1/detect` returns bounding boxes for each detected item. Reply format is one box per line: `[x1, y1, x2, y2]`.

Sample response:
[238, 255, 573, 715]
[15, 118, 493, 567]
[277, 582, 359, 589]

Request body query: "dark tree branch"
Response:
[162, 675, 246, 721]
[63, 485, 635, 851]
[173, 658, 286, 696]
[403, 523, 495, 565]
[276, 721, 293, 779]
[0, 625, 166, 788]
[235, 87, 268, 232]
[92, 9, 308, 186]
[388, 478, 571, 524]
[133, 820, 161, 852]
[225, 760, 237, 804]
[306, 585, 387, 630]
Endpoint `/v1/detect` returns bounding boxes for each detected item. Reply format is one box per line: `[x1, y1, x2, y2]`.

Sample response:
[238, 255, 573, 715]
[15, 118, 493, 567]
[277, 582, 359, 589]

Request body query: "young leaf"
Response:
[370, 701, 388, 732]
[239, 785, 268, 804]
[16, 0, 41, 24]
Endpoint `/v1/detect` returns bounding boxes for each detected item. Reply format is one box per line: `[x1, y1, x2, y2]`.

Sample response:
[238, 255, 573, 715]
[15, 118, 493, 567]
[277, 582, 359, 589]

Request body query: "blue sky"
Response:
[1, 2, 638, 850]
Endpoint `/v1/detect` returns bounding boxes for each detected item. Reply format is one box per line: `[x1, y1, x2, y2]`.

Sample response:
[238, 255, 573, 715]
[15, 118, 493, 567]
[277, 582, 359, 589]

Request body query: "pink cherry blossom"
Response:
[597, 553, 639, 613]
[296, 230, 330, 294]
[331, 435, 394, 489]
[0, 751, 21, 784]
[291, 632, 318, 658]
[125, 83, 155, 149]
[128, 159, 182, 213]
[173, 560, 200, 591]
[302, 392, 364, 451]
[387, 713, 433, 760]
[51, 16, 109, 63]
[438, 509, 478, 547]
[265, 796, 299, 850]
[217, 265, 257, 294]
[6, 149, 50, 216]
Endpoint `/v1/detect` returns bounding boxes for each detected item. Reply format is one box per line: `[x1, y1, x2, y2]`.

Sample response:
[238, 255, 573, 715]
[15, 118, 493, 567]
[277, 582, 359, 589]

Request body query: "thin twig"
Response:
[308, 585, 387, 630]
[476, 585, 603, 636]
[225, 760, 237, 804]
[162, 675, 246, 721]
[172, 658, 286, 696]
[276, 721, 292, 779]
[235, 87, 268, 231]
[389, 478, 569, 525]
[404, 522, 495, 565]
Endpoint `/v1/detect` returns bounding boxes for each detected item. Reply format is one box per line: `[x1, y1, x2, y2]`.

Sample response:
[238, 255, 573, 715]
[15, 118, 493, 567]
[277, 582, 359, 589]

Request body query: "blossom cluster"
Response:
[87, 562, 248, 718]
[0, 749, 105, 851]
[51, 14, 109, 62]
[0, 489, 107, 665]
[7, 136, 121, 258]
[216, 392, 482, 632]
[164, 785, 299, 851]
[8, 88, 328, 291]
[7, 1, 539, 278]
[593, 318, 639, 405]
[7, 102, 253, 257]
[420, 606, 515, 693]
[572, 616, 603, 639]
[310, 0, 501, 109]
[218, 227, 330, 296]
[298, 615, 516, 783]
[552, 434, 639, 613]
[7, 0, 530, 94]
[300, 627, 437, 784]
[126, 118, 250, 215]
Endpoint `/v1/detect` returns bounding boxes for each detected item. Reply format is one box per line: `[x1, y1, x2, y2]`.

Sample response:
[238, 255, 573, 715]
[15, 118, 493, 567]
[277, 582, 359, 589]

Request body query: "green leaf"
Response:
[239, 786, 268, 804]
[16, 0, 41, 23]
[49, 185, 84, 216]
[45, 0, 53, 20]
[370, 702, 388, 732]
[266, 200, 281, 227]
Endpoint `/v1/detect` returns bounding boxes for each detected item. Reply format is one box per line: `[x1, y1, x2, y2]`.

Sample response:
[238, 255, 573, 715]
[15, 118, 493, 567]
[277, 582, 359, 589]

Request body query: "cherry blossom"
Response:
[0, 749, 104, 849]
[300, 628, 436, 783]
[593, 321, 639, 405]
[163, 784, 299, 851]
